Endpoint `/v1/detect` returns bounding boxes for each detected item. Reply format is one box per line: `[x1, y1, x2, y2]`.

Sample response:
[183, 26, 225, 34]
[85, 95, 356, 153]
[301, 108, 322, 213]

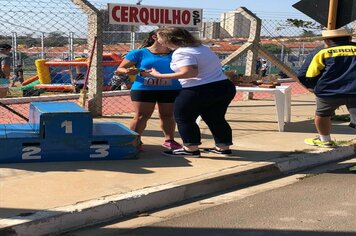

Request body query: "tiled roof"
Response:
[20, 39, 324, 56]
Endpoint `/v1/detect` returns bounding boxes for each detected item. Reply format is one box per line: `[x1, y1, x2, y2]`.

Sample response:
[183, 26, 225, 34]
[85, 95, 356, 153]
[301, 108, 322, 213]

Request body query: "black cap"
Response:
[0, 44, 12, 50]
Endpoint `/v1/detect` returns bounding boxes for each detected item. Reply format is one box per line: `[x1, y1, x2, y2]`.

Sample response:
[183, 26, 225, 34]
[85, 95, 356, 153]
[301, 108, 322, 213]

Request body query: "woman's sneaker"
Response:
[162, 140, 183, 150]
[162, 148, 200, 158]
[202, 147, 232, 156]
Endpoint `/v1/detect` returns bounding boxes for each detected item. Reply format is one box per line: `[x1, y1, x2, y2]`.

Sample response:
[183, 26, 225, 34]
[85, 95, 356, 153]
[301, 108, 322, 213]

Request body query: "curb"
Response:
[1, 143, 355, 236]
[277, 142, 356, 173]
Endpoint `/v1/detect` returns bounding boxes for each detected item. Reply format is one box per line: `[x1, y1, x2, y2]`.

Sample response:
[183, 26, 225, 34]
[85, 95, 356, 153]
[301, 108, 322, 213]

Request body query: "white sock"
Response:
[216, 146, 229, 151]
[319, 135, 331, 142]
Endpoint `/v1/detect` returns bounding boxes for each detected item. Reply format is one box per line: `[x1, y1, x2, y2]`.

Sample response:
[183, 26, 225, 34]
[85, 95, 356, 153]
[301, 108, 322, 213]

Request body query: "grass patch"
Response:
[334, 140, 353, 146]
[331, 114, 350, 122]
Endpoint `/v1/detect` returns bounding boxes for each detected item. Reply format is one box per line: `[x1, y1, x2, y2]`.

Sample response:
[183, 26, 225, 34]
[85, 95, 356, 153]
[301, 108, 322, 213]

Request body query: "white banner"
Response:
[108, 4, 203, 28]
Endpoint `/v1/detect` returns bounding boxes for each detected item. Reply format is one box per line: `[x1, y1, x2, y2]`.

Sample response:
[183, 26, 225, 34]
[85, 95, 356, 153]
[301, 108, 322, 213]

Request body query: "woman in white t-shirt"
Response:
[146, 27, 236, 158]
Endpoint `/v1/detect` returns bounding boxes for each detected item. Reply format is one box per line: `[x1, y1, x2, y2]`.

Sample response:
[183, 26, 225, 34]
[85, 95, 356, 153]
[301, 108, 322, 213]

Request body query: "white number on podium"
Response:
[61, 120, 73, 134]
[90, 145, 110, 158]
[22, 147, 41, 160]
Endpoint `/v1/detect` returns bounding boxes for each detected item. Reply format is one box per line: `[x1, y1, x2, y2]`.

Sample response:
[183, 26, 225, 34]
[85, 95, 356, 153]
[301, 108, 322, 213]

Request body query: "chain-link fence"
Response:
[1, 0, 352, 125]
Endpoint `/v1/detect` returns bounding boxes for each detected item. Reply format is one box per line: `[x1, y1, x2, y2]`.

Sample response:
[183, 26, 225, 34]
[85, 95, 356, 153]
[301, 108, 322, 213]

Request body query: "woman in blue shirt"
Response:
[115, 30, 182, 150]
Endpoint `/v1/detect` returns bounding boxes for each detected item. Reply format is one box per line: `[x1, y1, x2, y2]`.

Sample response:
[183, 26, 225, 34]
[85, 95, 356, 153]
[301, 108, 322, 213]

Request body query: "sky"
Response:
[0, 0, 312, 38]
[96, 0, 309, 20]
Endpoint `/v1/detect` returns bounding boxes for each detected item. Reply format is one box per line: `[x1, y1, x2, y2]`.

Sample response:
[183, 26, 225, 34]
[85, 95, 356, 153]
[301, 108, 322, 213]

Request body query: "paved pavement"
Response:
[0, 93, 355, 236]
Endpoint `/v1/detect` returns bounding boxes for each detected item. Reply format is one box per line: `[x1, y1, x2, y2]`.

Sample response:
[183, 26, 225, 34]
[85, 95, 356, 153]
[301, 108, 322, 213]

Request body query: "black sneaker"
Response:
[162, 148, 200, 158]
[349, 122, 356, 129]
[202, 147, 232, 156]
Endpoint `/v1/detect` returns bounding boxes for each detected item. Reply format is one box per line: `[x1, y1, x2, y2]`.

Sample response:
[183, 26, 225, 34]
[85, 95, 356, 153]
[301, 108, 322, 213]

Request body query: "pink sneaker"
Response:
[162, 140, 182, 150]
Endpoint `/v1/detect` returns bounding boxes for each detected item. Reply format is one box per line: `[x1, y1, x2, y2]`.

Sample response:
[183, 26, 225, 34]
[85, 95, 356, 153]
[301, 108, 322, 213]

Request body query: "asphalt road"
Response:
[66, 159, 356, 236]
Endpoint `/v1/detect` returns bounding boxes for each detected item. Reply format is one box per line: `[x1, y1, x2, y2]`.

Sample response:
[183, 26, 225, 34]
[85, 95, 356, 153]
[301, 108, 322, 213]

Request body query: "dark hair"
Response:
[138, 30, 158, 49]
[325, 36, 352, 43]
[0, 44, 12, 50]
[156, 27, 201, 47]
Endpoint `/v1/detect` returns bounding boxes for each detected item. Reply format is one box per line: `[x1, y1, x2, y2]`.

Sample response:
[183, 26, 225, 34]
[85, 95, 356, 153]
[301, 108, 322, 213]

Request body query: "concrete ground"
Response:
[0, 93, 355, 236]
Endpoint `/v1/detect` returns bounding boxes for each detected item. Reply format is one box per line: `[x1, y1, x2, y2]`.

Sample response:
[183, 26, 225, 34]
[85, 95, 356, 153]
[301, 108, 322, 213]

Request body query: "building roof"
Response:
[19, 39, 324, 58]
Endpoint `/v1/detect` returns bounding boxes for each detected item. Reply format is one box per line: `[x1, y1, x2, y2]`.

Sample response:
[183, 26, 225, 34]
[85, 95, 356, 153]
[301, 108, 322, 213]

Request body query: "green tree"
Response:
[300, 30, 317, 37]
[18, 34, 39, 47]
[45, 32, 67, 47]
[73, 38, 87, 45]
[262, 44, 291, 54]
[286, 19, 322, 29]
[285, 19, 323, 37]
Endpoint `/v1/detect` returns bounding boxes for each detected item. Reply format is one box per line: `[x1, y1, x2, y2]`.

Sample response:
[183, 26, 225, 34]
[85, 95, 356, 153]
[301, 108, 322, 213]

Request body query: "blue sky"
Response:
[0, 0, 311, 37]
[97, 0, 308, 19]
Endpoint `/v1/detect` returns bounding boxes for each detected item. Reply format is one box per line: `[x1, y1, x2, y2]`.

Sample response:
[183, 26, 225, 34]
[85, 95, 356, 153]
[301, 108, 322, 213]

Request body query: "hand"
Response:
[139, 69, 151, 77]
[115, 68, 138, 76]
[147, 68, 161, 78]
[126, 67, 140, 75]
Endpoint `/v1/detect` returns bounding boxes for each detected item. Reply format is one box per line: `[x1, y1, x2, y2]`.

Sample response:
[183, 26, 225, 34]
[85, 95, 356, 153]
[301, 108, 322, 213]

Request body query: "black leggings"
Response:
[130, 90, 180, 103]
[174, 79, 236, 147]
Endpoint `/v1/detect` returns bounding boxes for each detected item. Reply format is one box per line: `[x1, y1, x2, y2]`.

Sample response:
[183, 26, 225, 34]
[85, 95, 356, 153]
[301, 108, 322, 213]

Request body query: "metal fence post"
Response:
[130, 27, 136, 50]
[71, 0, 103, 116]
[41, 32, 45, 59]
[68, 32, 74, 60]
[11, 32, 18, 71]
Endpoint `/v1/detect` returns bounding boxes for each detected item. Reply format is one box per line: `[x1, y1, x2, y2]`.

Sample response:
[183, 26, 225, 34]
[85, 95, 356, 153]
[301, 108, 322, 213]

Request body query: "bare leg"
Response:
[157, 102, 176, 141]
[315, 115, 332, 135]
[130, 101, 155, 136]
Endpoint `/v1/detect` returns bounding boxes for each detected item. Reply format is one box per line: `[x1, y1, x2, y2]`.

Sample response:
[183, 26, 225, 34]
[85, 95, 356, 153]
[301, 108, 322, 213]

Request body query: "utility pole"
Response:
[327, 0, 338, 30]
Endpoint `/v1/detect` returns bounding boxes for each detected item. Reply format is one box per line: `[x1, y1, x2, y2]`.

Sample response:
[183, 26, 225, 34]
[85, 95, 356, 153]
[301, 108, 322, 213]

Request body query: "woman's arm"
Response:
[148, 65, 198, 79]
[115, 59, 140, 75]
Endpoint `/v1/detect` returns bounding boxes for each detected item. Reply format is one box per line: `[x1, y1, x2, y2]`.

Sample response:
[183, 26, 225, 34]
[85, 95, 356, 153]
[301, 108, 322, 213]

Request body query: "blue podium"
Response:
[0, 102, 139, 163]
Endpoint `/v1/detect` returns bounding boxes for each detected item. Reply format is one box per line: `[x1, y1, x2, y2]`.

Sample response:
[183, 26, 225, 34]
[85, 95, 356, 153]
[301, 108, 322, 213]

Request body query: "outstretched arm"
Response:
[148, 65, 198, 79]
